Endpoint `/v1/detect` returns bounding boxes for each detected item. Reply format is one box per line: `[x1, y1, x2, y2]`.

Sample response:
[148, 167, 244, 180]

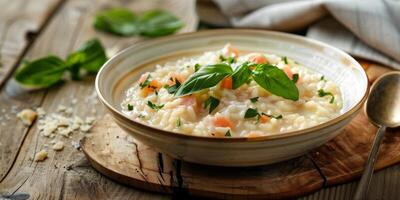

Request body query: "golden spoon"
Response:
[354, 71, 400, 200]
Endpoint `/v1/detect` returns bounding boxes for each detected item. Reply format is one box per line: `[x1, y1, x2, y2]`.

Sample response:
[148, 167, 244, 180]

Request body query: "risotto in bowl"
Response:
[96, 30, 368, 166]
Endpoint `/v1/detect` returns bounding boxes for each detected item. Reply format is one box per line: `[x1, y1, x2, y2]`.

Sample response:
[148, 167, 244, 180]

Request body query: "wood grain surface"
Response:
[81, 109, 399, 199]
[0, 0, 398, 199]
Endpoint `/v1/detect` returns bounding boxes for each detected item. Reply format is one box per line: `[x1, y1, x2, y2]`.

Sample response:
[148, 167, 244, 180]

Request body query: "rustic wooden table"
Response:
[0, 0, 396, 199]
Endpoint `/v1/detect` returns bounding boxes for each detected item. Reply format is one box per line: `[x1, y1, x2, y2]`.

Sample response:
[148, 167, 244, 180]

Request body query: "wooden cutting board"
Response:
[81, 111, 400, 199]
[81, 63, 398, 199]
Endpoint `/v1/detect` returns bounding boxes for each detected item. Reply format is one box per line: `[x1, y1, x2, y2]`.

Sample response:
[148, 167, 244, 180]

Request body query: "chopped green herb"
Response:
[147, 101, 164, 110]
[194, 63, 201, 72]
[176, 118, 181, 127]
[225, 130, 231, 137]
[138, 114, 146, 119]
[261, 113, 283, 119]
[320, 75, 325, 81]
[244, 108, 259, 119]
[164, 78, 181, 94]
[139, 74, 152, 88]
[219, 55, 236, 64]
[250, 97, 259, 103]
[292, 73, 299, 83]
[204, 96, 220, 113]
[282, 56, 288, 64]
[127, 104, 134, 111]
[318, 89, 335, 103]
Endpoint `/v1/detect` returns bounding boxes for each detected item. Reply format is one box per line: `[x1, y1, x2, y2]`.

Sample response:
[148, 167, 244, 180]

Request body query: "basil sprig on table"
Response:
[94, 8, 184, 37]
[175, 62, 299, 101]
[14, 39, 107, 89]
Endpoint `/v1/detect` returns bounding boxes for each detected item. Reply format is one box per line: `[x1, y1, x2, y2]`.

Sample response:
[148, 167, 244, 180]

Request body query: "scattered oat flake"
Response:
[52, 141, 64, 151]
[34, 150, 48, 162]
[80, 124, 92, 133]
[71, 141, 80, 149]
[57, 105, 67, 112]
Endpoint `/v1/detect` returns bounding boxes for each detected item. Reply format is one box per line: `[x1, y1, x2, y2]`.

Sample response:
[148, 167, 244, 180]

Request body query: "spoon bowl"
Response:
[366, 71, 400, 128]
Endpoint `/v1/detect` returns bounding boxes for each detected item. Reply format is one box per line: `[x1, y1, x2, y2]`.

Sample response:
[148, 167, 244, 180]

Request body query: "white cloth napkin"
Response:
[212, 0, 400, 69]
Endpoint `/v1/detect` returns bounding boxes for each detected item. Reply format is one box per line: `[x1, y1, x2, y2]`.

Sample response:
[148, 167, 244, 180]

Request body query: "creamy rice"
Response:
[121, 44, 342, 137]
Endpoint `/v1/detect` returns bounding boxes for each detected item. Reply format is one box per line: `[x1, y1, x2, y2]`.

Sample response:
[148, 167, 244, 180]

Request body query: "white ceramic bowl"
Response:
[96, 30, 368, 166]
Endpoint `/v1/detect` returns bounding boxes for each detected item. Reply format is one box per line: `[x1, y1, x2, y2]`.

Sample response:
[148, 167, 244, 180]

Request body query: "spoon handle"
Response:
[354, 126, 387, 200]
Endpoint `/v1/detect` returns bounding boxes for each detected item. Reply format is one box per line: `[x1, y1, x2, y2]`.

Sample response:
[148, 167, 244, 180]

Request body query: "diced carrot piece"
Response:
[248, 54, 267, 64]
[246, 132, 263, 138]
[213, 116, 234, 129]
[220, 76, 232, 89]
[283, 66, 293, 79]
[259, 115, 270, 123]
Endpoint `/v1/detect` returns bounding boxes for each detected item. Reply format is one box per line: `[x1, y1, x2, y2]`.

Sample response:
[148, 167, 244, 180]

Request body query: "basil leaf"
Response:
[138, 10, 184, 37]
[14, 56, 67, 89]
[175, 63, 233, 96]
[66, 39, 107, 75]
[250, 97, 259, 103]
[318, 89, 335, 103]
[232, 62, 252, 89]
[292, 73, 299, 83]
[252, 64, 299, 101]
[244, 108, 259, 119]
[147, 101, 164, 111]
[94, 8, 140, 36]
[204, 96, 220, 113]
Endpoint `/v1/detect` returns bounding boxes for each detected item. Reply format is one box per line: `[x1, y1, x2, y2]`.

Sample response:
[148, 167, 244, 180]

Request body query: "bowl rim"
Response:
[96, 29, 369, 142]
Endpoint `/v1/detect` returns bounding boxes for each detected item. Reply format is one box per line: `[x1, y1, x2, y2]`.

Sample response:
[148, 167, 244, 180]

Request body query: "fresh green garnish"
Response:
[320, 75, 325, 81]
[66, 38, 107, 79]
[231, 62, 252, 89]
[194, 63, 201, 72]
[175, 63, 233, 96]
[14, 39, 107, 89]
[204, 96, 220, 113]
[164, 78, 181, 94]
[176, 118, 181, 127]
[252, 64, 299, 101]
[127, 104, 134, 111]
[261, 113, 283, 119]
[139, 74, 152, 89]
[219, 55, 236, 64]
[94, 8, 184, 37]
[225, 130, 231, 137]
[244, 108, 259, 119]
[250, 97, 259, 103]
[282, 56, 288, 64]
[318, 89, 335, 103]
[292, 73, 299, 83]
[147, 101, 164, 111]
[176, 62, 299, 101]
[138, 114, 146, 119]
